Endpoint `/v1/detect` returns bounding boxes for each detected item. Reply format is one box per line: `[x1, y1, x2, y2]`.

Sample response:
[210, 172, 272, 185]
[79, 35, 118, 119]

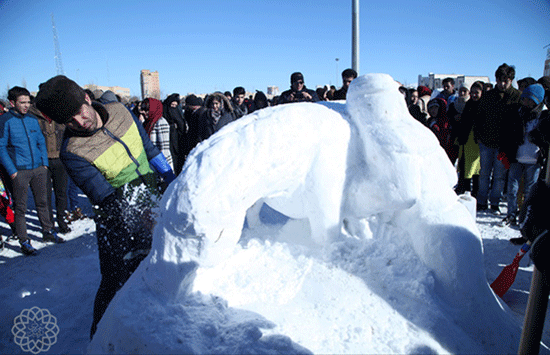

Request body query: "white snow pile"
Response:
[88, 74, 522, 354]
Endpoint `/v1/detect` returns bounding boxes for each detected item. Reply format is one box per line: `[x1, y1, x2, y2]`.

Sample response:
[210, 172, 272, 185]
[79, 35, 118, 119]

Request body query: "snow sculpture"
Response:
[146, 73, 469, 299]
[89, 74, 518, 354]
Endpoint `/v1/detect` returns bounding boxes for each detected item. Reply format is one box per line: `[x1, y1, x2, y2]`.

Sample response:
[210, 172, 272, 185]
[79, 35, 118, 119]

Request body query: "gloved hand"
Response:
[497, 152, 511, 170]
[149, 153, 176, 184]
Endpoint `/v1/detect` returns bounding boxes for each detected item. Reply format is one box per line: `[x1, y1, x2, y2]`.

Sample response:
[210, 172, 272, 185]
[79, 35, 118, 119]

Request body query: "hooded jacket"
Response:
[196, 93, 236, 142]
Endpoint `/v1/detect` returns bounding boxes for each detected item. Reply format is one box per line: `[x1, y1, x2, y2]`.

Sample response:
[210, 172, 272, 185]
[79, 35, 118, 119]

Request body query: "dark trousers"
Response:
[12, 167, 53, 242]
[90, 216, 152, 339]
[46, 158, 69, 230]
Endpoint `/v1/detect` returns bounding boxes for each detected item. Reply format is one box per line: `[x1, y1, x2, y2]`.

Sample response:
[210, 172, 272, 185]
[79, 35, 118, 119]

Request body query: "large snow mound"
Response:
[88, 74, 521, 354]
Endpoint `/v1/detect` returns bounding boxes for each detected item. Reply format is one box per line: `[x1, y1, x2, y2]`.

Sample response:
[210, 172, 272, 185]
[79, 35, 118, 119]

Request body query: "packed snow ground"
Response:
[1, 74, 549, 354]
[0, 206, 548, 354]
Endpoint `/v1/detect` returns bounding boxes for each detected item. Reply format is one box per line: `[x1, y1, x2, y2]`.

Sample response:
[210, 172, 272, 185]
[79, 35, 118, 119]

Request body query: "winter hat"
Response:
[92, 89, 104, 101]
[537, 76, 550, 92]
[165, 93, 180, 106]
[98, 90, 118, 104]
[427, 99, 440, 109]
[35, 75, 87, 124]
[290, 72, 304, 84]
[417, 85, 432, 97]
[185, 94, 202, 107]
[521, 84, 545, 106]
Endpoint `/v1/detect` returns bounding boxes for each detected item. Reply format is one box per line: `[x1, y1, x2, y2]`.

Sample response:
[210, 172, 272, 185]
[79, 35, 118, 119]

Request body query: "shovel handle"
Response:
[518, 151, 550, 354]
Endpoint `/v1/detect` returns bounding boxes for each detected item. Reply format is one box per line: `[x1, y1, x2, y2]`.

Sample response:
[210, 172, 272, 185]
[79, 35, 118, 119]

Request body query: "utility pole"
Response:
[544, 43, 550, 77]
[51, 13, 65, 76]
[335, 58, 340, 85]
[352, 0, 359, 74]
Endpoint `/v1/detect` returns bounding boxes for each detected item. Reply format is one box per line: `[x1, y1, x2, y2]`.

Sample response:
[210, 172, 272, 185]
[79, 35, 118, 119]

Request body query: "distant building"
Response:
[83, 84, 130, 101]
[141, 70, 160, 100]
[267, 86, 279, 96]
[418, 73, 491, 91]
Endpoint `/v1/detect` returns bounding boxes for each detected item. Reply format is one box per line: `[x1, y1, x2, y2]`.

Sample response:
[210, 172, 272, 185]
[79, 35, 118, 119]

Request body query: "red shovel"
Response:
[491, 242, 532, 298]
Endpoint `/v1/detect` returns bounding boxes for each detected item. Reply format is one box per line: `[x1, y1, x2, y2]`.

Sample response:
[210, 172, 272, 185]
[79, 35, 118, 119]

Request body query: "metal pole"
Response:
[519, 269, 549, 354]
[518, 151, 550, 355]
[335, 58, 339, 85]
[352, 0, 359, 74]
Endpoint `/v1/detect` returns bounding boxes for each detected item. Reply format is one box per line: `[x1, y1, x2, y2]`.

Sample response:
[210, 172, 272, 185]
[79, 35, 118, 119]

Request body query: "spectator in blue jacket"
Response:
[0, 87, 62, 256]
[436, 77, 459, 108]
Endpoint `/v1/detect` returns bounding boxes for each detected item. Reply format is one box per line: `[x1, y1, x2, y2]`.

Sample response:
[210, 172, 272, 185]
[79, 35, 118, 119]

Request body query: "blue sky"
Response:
[1, 0, 549, 99]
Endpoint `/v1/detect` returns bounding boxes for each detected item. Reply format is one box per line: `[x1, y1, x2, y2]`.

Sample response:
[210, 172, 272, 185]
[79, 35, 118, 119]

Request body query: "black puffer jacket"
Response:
[474, 86, 521, 149]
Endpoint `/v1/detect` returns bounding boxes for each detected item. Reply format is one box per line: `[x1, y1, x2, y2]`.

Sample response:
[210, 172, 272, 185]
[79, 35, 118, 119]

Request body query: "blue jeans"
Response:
[478, 142, 507, 207]
[506, 162, 540, 217]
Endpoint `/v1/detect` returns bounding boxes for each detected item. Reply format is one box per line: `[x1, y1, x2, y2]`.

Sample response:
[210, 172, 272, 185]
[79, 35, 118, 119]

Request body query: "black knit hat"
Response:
[185, 94, 203, 107]
[290, 72, 304, 84]
[35, 75, 87, 124]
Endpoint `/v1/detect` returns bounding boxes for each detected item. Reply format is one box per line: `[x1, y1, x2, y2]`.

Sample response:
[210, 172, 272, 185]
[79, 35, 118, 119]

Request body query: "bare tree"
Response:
[1, 84, 10, 101]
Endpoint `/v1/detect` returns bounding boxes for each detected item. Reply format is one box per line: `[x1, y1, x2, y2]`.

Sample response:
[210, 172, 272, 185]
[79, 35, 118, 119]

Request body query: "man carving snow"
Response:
[35, 75, 176, 338]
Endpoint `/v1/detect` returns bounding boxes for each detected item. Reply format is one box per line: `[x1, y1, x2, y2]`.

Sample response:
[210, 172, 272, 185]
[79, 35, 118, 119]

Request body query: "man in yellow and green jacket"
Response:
[36, 75, 176, 339]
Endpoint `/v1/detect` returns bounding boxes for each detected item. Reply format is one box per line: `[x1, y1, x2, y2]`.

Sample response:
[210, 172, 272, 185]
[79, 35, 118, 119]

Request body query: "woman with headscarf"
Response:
[453, 81, 483, 196]
[163, 94, 189, 175]
[196, 92, 235, 143]
[417, 85, 433, 125]
[141, 98, 173, 171]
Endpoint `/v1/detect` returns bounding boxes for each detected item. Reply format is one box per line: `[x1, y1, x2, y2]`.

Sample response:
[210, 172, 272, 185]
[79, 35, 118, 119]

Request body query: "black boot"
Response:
[510, 236, 527, 245]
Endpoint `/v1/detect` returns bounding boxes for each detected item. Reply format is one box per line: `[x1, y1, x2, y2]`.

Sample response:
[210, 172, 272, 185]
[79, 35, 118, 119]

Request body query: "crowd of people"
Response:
[404, 63, 549, 243]
[0, 64, 548, 338]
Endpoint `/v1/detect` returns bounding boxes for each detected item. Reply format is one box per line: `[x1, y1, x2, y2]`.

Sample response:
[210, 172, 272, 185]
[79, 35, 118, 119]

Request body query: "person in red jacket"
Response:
[427, 98, 458, 164]
[0, 171, 15, 250]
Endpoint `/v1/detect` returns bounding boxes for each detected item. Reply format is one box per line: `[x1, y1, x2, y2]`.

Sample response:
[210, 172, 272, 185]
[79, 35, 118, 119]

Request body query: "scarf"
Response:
[143, 98, 163, 135]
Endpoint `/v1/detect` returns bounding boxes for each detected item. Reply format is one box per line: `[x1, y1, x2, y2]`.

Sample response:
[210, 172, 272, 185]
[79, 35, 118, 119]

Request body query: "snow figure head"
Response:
[342, 73, 453, 218]
[346, 72, 406, 119]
